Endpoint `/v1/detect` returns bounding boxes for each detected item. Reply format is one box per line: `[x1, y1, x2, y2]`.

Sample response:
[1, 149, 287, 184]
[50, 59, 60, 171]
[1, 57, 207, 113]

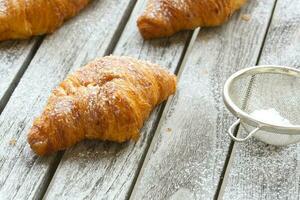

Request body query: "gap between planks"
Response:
[216, 0, 279, 199]
[103, 0, 138, 55]
[0, 36, 44, 114]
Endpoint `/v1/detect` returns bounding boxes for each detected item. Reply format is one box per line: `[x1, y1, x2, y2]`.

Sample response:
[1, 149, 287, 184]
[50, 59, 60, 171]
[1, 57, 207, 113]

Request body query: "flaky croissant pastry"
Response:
[137, 0, 247, 39]
[28, 56, 177, 156]
[0, 0, 89, 41]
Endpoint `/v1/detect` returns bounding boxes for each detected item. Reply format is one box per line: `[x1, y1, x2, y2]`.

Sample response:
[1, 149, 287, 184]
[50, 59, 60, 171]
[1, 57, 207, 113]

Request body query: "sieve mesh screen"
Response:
[228, 72, 300, 126]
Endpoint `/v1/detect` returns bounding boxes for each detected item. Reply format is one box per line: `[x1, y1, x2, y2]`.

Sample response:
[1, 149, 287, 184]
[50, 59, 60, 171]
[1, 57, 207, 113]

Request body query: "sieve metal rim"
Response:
[223, 65, 300, 142]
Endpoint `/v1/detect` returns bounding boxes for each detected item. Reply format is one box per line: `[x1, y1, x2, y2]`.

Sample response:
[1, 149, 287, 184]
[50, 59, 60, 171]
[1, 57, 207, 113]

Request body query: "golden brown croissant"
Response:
[28, 56, 177, 156]
[0, 0, 89, 41]
[137, 0, 247, 39]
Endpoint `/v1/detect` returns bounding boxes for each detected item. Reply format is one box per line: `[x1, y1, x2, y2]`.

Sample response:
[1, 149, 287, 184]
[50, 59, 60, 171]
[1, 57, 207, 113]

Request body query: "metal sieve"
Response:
[223, 65, 300, 146]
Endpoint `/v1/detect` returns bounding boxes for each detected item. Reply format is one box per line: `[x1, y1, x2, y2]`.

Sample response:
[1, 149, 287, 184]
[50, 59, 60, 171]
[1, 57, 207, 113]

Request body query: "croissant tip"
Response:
[29, 141, 48, 156]
[137, 15, 168, 40]
[28, 128, 49, 156]
[137, 18, 151, 40]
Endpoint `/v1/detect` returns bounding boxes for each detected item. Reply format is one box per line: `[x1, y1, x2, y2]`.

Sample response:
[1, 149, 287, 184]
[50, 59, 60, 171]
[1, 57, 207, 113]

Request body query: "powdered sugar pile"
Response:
[249, 108, 300, 146]
[250, 108, 292, 126]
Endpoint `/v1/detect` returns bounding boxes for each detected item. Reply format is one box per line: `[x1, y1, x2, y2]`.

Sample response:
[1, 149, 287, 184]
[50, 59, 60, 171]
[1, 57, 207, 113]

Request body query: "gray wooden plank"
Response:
[220, 0, 300, 199]
[0, 39, 41, 111]
[129, 1, 277, 199]
[0, 1, 138, 199]
[43, 0, 193, 199]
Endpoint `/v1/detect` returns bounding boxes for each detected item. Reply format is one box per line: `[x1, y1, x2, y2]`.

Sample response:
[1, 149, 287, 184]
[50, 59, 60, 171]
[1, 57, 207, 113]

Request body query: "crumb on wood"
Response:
[241, 14, 251, 21]
[78, 153, 85, 157]
[9, 139, 17, 146]
[200, 34, 211, 42]
[201, 69, 208, 75]
[166, 128, 172, 132]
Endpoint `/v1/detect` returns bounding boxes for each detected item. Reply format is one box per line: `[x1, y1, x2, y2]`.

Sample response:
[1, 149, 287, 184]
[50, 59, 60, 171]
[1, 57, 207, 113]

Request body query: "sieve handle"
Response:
[228, 119, 260, 142]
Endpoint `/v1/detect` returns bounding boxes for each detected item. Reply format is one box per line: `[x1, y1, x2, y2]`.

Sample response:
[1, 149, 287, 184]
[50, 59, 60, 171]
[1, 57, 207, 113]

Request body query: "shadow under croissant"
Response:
[61, 140, 134, 161]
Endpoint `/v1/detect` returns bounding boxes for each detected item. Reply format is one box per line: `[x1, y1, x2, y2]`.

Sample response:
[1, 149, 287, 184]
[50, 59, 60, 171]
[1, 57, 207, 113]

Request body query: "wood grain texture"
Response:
[220, 0, 300, 199]
[0, 39, 40, 111]
[129, 1, 277, 199]
[43, 0, 192, 199]
[0, 1, 137, 199]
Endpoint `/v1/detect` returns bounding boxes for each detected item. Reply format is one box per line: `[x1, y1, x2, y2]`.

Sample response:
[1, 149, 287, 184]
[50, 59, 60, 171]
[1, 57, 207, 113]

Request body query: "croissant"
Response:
[137, 0, 247, 39]
[0, 0, 89, 41]
[27, 56, 177, 156]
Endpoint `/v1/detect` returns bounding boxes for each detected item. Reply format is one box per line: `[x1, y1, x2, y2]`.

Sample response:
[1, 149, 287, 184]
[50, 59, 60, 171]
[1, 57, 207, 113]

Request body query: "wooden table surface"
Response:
[0, 0, 299, 199]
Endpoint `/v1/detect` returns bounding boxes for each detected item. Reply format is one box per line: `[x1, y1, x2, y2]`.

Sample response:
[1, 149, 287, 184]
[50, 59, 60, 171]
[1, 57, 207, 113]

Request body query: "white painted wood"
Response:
[0, 39, 40, 110]
[0, 1, 137, 199]
[129, 1, 277, 199]
[220, 0, 300, 199]
[43, 0, 192, 199]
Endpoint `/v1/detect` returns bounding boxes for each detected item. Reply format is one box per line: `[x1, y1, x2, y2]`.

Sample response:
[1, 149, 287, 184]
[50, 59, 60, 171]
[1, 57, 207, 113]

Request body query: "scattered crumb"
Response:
[166, 128, 172, 132]
[201, 69, 208, 75]
[241, 14, 251, 21]
[9, 139, 16, 146]
[78, 153, 85, 157]
[200, 34, 212, 42]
